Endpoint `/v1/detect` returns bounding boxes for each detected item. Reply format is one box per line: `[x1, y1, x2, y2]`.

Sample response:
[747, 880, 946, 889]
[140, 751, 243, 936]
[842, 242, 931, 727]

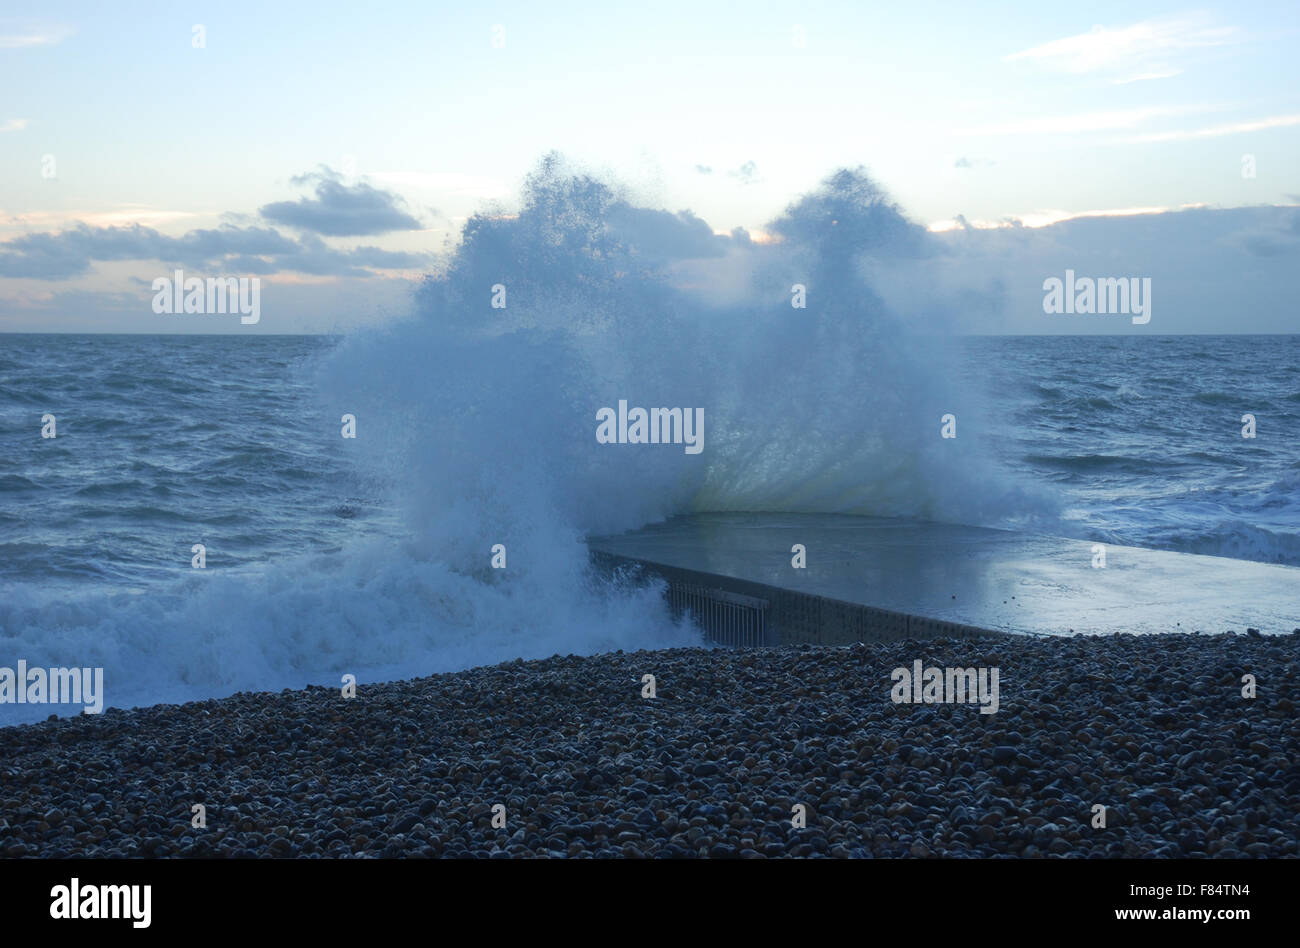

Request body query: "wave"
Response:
[1149, 521, 1300, 566]
[1193, 391, 1245, 407]
[1022, 452, 1169, 475]
[0, 156, 1056, 723]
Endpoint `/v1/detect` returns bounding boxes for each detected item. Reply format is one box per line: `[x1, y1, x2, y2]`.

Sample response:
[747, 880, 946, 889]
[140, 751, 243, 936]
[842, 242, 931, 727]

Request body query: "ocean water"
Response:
[3, 333, 1296, 588]
[1, 166, 1297, 721]
[963, 334, 1300, 564]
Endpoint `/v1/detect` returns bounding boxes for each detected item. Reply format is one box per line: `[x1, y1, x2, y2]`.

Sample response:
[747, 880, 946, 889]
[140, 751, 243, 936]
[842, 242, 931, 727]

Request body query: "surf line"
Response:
[595, 400, 704, 455]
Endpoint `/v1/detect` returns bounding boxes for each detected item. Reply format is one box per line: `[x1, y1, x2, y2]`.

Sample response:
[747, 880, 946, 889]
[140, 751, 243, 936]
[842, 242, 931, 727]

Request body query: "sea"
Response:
[2, 170, 1297, 721]
[2, 331, 1295, 723]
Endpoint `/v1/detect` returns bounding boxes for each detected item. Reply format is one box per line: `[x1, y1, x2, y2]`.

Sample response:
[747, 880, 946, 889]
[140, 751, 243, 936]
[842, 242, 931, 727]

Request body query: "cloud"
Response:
[218, 255, 279, 276]
[268, 234, 430, 278]
[1239, 234, 1296, 257]
[0, 24, 73, 48]
[929, 203, 1204, 232]
[959, 105, 1202, 136]
[954, 156, 995, 169]
[604, 204, 729, 260]
[0, 225, 168, 279]
[259, 167, 423, 236]
[0, 118, 27, 132]
[728, 160, 760, 184]
[1004, 14, 1237, 76]
[0, 278, 418, 333]
[1223, 209, 1300, 257]
[0, 169, 437, 282]
[1113, 69, 1183, 84]
[1121, 114, 1300, 143]
[2, 208, 201, 232]
[888, 205, 1300, 334]
[0, 222, 431, 280]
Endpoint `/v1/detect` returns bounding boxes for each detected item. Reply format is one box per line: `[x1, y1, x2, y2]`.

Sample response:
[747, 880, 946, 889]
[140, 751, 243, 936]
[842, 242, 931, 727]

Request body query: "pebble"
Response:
[0, 634, 1294, 858]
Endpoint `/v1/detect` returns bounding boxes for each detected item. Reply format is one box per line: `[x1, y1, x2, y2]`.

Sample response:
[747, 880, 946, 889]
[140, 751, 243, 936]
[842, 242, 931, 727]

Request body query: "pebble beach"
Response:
[1, 632, 1296, 858]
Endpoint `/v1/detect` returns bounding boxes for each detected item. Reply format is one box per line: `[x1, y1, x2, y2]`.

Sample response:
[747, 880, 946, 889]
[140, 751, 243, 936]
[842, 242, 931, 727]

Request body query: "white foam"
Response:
[1, 159, 1055, 723]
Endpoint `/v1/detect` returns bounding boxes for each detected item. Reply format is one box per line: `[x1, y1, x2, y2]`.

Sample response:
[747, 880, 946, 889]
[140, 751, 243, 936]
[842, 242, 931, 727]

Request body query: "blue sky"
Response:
[1, 1, 1298, 331]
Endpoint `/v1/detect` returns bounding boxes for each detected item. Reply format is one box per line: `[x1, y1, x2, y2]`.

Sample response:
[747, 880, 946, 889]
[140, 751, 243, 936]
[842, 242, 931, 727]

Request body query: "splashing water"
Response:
[0, 158, 1052, 722]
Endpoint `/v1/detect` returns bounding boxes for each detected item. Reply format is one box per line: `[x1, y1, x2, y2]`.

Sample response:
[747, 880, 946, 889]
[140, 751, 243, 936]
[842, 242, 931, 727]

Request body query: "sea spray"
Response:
[0, 155, 1053, 723]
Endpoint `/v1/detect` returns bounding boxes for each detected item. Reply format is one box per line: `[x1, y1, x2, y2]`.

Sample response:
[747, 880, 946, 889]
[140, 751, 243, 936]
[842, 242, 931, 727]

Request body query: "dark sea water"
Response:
[0, 334, 377, 588]
[0, 331, 1296, 720]
[963, 334, 1300, 565]
[6, 334, 1295, 582]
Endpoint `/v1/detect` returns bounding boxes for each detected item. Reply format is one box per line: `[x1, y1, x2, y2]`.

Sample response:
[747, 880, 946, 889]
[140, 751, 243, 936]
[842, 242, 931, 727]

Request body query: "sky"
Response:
[1, 0, 1297, 333]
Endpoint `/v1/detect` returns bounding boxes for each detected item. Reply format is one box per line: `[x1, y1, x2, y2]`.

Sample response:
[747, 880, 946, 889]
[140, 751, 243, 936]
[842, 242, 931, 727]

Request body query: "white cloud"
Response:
[0, 25, 73, 49]
[1122, 114, 1300, 143]
[0, 118, 28, 132]
[958, 105, 1203, 136]
[1004, 14, 1237, 75]
[1, 207, 201, 233]
[929, 203, 1208, 232]
[1113, 69, 1183, 85]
